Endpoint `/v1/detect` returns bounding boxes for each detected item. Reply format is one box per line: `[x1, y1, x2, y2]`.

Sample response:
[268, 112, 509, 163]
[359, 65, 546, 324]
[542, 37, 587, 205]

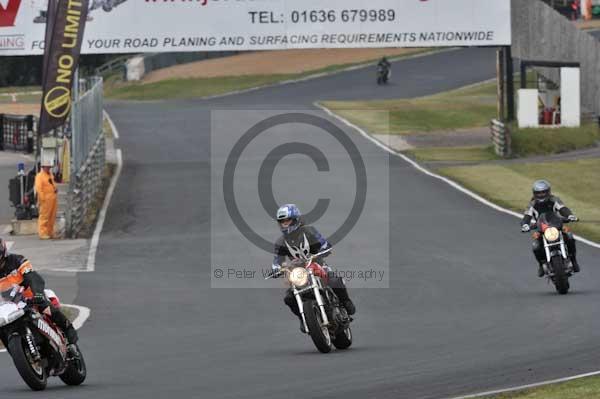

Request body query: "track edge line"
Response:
[314, 103, 600, 250]
[86, 112, 124, 272]
[445, 370, 600, 399]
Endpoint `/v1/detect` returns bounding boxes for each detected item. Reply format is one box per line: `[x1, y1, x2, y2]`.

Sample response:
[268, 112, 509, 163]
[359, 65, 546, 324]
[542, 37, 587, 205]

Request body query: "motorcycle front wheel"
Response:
[551, 256, 570, 295]
[60, 344, 87, 386]
[7, 335, 47, 391]
[304, 300, 332, 353]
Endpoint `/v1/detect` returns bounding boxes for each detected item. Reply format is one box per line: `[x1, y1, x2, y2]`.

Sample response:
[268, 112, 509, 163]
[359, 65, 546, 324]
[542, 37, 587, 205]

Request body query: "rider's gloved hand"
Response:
[31, 293, 48, 305]
[521, 224, 531, 232]
[31, 293, 52, 315]
[568, 215, 579, 222]
[271, 264, 281, 278]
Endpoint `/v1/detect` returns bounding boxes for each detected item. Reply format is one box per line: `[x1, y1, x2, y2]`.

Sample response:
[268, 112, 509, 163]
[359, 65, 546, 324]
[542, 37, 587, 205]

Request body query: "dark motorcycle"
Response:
[0, 287, 86, 391]
[527, 212, 579, 295]
[267, 249, 353, 353]
[377, 64, 390, 85]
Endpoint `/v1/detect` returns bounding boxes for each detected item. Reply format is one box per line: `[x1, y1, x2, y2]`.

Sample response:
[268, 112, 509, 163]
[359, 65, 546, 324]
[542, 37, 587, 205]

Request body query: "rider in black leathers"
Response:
[377, 57, 391, 82]
[520, 180, 580, 277]
[378, 57, 391, 70]
[272, 204, 355, 332]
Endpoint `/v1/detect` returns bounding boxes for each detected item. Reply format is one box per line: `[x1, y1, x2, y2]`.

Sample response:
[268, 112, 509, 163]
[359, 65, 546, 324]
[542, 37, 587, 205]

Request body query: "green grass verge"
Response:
[103, 115, 115, 139]
[482, 375, 600, 398]
[439, 158, 600, 241]
[105, 48, 436, 100]
[105, 74, 300, 100]
[321, 80, 498, 135]
[0, 86, 40, 94]
[511, 123, 600, 157]
[405, 146, 499, 162]
[0, 94, 41, 104]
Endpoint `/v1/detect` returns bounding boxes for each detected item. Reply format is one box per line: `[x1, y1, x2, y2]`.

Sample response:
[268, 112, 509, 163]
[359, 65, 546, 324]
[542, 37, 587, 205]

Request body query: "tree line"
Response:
[0, 55, 118, 87]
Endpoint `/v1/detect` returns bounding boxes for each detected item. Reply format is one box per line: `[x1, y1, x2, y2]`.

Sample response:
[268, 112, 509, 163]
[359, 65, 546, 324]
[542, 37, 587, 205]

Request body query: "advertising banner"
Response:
[38, 0, 89, 134]
[1, 0, 511, 55]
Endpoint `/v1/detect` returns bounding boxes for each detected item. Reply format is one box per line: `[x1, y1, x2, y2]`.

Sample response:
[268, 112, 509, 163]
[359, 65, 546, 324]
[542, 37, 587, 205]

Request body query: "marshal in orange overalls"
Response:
[34, 166, 58, 239]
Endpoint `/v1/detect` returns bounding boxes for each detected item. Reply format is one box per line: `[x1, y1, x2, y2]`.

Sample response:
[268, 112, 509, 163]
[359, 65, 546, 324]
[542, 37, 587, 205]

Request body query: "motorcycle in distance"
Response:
[266, 248, 353, 353]
[376, 64, 390, 85]
[0, 286, 86, 391]
[524, 212, 579, 295]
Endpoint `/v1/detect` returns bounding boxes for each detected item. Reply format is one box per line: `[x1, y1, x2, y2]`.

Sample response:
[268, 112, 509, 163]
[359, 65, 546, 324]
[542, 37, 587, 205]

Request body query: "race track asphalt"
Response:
[1, 46, 599, 399]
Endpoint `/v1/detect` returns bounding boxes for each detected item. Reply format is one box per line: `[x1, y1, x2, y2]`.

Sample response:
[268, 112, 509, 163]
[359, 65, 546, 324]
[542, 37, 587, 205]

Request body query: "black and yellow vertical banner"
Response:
[39, 0, 89, 136]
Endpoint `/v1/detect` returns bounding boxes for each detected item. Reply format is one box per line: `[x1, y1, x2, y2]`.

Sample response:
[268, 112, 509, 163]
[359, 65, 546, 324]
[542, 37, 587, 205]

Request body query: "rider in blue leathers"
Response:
[272, 204, 355, 332]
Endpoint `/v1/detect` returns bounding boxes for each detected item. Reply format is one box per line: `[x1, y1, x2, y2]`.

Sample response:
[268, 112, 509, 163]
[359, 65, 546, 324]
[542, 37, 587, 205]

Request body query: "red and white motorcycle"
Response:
[0, 286, 86, 391]
[267, 249, 353, 353]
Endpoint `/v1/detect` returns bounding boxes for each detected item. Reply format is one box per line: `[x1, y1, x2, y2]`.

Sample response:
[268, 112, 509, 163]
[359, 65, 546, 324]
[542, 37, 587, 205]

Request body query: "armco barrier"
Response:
[66, 132, 105, 238]
[491, 119, 512, 158]
[0, 114, 35, 153]
[65, 76, 106, 238]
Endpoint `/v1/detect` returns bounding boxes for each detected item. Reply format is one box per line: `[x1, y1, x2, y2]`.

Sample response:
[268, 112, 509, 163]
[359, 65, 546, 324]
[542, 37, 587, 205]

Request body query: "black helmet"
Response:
[532, 180, 551, 203]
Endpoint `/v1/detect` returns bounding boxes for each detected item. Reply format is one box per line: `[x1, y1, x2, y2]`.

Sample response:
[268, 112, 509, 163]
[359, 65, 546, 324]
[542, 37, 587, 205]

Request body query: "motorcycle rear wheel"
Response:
[332, 325, 352, 350]
[551, 256, 570, 295]
[304, 300, 332, 353]
[7, 335, 47, 391]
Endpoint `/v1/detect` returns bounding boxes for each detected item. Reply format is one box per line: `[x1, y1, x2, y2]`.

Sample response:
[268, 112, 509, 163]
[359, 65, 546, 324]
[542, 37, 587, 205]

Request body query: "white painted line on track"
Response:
[67, 304, 91, 330]
[315, 103, 600, 250]
[51, 112, 124, 273]
[103, 109, 120, 139]
[316, 101, 600, 398]
[446, 370, 600, 399]
[85, 148, 123, 272]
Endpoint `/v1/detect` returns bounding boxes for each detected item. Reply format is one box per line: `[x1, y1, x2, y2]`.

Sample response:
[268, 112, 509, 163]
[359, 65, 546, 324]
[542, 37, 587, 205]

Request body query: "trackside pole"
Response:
[504, 46, 515, 122]
[497, 47, 505, 121]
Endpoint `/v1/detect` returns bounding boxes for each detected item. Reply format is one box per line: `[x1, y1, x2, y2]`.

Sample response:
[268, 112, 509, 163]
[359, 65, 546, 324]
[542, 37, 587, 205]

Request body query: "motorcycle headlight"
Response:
[288, 267, 308, 287]
[544, 227, 560, 242]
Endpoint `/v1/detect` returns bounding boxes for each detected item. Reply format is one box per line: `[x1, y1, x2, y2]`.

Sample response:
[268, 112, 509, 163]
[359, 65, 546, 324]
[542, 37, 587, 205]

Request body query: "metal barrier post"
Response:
[0, 114, 4, 151]
[26, 115, 34, 154]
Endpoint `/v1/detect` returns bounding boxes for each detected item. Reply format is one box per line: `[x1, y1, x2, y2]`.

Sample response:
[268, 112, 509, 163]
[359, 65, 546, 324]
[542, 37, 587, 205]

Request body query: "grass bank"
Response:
[321, 81, 498, 135]
[482, 375, 600, 398]
[439, 158, 600, 241]
[511, 123, 600, 157]
[0, 86, 40, 94]
[105, 49, 436, 101]
[105, 74, 299, 100]
[322, 73, 599, 159]
[406, 146, 498, 162]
